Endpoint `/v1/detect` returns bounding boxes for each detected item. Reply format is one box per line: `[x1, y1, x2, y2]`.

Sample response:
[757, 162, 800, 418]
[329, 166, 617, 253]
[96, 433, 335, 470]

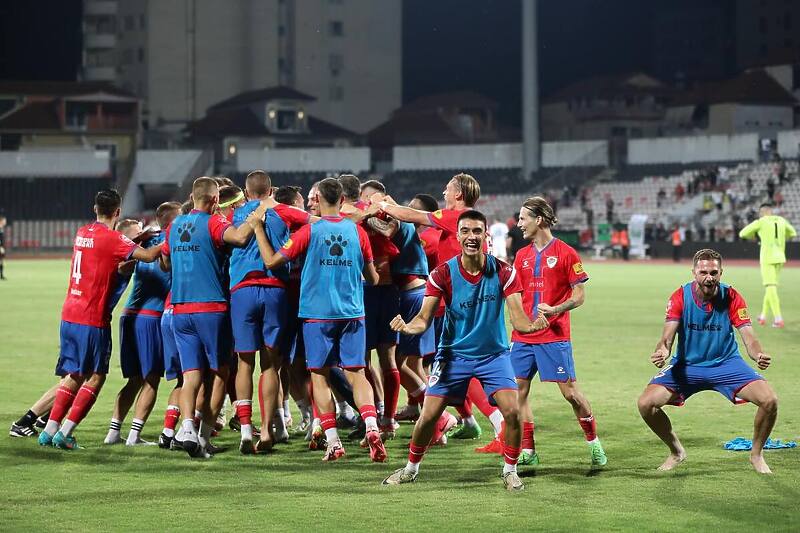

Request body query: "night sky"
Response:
[1, 1, 735, 128]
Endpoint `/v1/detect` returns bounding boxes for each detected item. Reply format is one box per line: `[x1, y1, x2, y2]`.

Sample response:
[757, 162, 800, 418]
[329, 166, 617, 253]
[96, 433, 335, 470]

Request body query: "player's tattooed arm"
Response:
[247, 212, 288, 270]
[738, 325, 771, 370]
[365, 216, 399, 238]
[390, 295, 438, 335]
[538, 282, 586, 316]
[506, 292, 548, 333]
[651, 320, 679, 368]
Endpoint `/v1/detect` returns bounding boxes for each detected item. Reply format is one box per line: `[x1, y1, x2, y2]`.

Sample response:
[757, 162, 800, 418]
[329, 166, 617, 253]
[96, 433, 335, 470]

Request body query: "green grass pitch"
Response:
[0, 258, 798, 532]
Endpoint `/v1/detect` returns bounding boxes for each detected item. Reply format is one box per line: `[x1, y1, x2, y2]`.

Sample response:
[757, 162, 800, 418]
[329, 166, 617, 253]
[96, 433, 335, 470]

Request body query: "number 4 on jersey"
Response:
[72, 250, 83, 285]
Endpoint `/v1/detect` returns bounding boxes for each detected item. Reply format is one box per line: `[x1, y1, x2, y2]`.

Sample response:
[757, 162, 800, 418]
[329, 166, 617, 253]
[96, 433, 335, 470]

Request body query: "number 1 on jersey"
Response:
[72, 250, 83, 284]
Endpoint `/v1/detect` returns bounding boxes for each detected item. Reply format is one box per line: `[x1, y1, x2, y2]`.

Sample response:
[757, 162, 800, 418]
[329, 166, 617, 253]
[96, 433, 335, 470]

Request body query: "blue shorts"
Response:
[398, 286, 435, 357]
[119, 314, 164, 378]
[173, 312, 232, 373]
[303, 319, 366, 370]
[55, 320, 112, 376]
[649, 357, 765, 405]
[364, 284, 399, 350]
[230, 285, 287, 353]
[426, 351, 518, 406]
[510, 341, 576, 382]
[161, 311, 181, 380]
[282, 297, 303, 363]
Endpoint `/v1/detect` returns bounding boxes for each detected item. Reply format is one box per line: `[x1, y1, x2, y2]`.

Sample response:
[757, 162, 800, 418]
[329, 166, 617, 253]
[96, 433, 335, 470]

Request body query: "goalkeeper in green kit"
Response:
[739, 202, 797, 328]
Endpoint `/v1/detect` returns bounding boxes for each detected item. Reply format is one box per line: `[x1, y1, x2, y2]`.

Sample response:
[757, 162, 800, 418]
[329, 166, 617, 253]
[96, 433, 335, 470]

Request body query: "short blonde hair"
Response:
[192, 177, 219, 205]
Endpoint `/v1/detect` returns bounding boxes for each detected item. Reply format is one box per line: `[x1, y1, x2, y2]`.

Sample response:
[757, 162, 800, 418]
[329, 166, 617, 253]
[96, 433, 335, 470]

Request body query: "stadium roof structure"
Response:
[0, 101, 60, 130]
[544, 72, 672, 103]
[207, 86, 316, 112]
[669, 69, 798, 107]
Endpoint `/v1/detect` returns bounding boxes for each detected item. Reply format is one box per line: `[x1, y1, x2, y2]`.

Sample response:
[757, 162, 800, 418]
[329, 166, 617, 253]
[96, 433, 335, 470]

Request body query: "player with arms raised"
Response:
[637, 249, 779, 473]
[382, 210, 548, 491]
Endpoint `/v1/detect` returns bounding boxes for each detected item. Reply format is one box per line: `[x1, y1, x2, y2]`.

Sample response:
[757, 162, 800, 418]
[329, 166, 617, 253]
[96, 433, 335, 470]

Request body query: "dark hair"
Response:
[246, 170, 271, 197]
[522, 196, 558, 227]
[759, 202, 774, 209]
[318, 177, 343, 206]
[180, 200, 193, 215]
[413, 193, 439, 213]
[337, 174, 361, 201]
[275, 185, 302, 206]
[693, 248, 722, 267]
[219, 184, 243, 205]
[360, 179, 386, 194]
[457, 209, 487, 229]
[213, 176, 235, 187]
[95, 189, 122, 217]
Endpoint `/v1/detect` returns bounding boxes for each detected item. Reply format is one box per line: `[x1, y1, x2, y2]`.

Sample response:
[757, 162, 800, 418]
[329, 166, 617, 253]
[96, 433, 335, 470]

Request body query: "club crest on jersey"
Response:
[546, 256, 557, 268]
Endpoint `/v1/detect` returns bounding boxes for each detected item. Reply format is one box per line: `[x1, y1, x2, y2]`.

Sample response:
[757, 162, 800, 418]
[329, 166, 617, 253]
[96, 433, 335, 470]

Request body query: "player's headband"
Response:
[218, 191, 244, 208]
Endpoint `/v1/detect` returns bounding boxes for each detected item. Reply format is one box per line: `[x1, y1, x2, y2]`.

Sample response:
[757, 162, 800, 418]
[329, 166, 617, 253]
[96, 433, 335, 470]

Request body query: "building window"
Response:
[140, 14, 146, 29]
[329, 53, 343, 76]
[278, 25, 286, 36]
[330, 85, 344, 101]
[65, 102, 93, 130]
[137, 47, 144, 63]
[124, 15, 134, 31]
[329, 21, 344, 36]
[121, 48, 133, 65]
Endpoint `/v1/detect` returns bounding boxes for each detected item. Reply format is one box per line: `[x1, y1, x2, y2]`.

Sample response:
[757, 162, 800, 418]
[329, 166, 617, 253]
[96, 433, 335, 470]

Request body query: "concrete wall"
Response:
[777, 130, 800, 158]
[393, 141, 608, 170]
[236, 147, 370, 173]
[628, 133, 759, 164]
[0, 150, 111, 177]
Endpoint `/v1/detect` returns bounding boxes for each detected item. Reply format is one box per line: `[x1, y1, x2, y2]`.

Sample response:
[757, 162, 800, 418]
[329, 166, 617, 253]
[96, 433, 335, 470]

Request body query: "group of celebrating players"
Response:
[9, 169, 780, 491]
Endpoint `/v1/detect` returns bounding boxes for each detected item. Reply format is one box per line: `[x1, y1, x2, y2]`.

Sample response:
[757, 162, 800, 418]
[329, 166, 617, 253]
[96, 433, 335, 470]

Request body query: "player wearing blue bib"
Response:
[382, 210, 548, 492]
[364, 205, 435, 429]
[638, 249, 778, 474]
[161, 177, 266, 458]
[248, 178, 390, 464]
[104, 203, 181, 447]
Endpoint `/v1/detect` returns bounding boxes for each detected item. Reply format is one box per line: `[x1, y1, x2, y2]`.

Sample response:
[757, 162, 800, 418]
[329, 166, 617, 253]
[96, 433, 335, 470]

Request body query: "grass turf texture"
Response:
[0, 258, 798, 532]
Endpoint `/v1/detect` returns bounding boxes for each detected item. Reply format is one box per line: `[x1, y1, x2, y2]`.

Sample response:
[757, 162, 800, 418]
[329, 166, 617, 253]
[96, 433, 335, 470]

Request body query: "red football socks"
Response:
[49, 385, 77, 425]
[578, 414, 597, 441]
[65, 385, 98, 425]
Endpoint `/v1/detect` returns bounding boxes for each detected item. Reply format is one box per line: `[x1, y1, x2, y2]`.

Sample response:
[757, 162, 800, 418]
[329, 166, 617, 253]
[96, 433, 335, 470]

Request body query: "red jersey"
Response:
[61, 222, 138, 328]
[427, 208, 466, 265]
[511, 238, 588, 344]
[419, 226, 441, 272]
[426, 255, 522, 304]
[665, 283, 750, 328]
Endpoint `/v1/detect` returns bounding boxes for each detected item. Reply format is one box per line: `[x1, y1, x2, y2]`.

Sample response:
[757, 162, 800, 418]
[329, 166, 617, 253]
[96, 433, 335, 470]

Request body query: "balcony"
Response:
[84, 0, 117, 16]
[83, 66, 116, 81]
[84, 32, 116, 49]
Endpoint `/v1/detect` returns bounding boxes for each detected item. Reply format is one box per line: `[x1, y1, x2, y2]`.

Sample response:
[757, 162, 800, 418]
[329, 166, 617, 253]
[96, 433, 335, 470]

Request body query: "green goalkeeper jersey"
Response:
[739, 215, 797, 264]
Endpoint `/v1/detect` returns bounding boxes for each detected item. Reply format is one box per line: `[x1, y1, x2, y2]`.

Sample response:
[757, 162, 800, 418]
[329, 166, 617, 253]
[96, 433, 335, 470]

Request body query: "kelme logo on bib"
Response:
[546, 256, 557, 268]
